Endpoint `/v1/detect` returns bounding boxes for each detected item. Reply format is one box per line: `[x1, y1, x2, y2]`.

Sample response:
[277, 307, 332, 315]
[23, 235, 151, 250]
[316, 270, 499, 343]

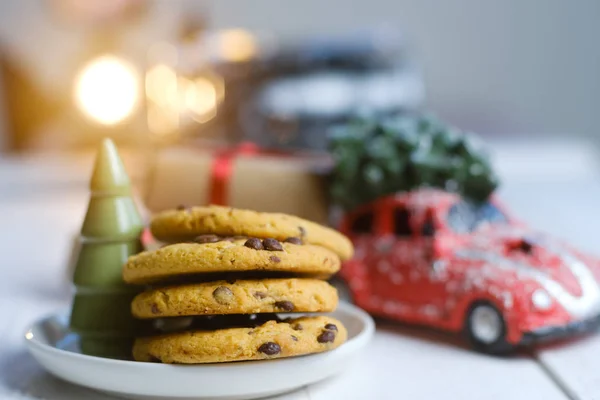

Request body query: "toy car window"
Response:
[351, 211, 374, 234]
[447, 201, 507, 233]
[394, 207, 412, 236]
[477, 203, 508, 225]
[421, 215, 435, 237]
[447, 203, 473, 233]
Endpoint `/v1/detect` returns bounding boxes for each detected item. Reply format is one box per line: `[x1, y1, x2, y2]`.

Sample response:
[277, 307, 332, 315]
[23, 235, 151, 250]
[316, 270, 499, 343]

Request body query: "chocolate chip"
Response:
[253, 291, 267, 299]
[258, 342, 281, 355]
[291, 335, 298, 341]
[298, 226, 306, 237]
[292, 323, 303, 331]
[274, 301, 295, 312]
[212, 286, 234, 305]
[151, 304, 160, 314]
[324, 323, 338, 331]
[284, 237, 303, 245]
[176, 204, 187, 211]
[194, 234, 221, 244]
[317, 330, 336, 343]
[263, 238, 283, 251]
[226, 279, 236, 284]
[244, 238, 264, 250]
[270, 255, 281, 263]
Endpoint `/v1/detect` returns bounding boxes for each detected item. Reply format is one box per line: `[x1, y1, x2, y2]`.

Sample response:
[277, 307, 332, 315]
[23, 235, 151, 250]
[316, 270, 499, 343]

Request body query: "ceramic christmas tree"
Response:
[69, 138, 144, 359]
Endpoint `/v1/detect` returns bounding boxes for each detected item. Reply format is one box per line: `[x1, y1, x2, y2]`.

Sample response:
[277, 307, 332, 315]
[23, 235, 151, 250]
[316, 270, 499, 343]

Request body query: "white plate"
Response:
[25, 302, 374, 400]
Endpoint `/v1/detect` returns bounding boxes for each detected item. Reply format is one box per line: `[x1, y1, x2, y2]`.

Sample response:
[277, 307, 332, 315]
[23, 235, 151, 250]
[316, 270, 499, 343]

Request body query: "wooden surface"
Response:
[0, 139, 599, 399]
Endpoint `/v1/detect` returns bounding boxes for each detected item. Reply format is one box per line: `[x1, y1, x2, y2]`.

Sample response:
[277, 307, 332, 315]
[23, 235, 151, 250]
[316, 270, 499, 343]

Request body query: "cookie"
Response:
[149, 205, 354, 260]
[123, 239, 340, 284]
[133, 316, 347, 363]
[131, 278, 339, 318]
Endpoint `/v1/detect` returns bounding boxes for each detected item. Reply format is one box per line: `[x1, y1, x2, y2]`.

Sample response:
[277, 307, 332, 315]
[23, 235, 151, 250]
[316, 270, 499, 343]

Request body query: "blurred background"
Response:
[2, 3, 600, 398]
[0, 0, 598, 153]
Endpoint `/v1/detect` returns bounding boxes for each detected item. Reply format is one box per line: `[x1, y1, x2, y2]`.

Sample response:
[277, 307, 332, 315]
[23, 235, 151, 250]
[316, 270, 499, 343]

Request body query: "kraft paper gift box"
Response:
[143, 143, 332, 224]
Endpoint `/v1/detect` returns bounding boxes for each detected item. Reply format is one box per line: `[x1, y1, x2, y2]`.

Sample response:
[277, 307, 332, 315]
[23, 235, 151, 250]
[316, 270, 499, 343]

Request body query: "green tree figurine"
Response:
[69, 138, 144, 359]
[328, 115, 499, 211]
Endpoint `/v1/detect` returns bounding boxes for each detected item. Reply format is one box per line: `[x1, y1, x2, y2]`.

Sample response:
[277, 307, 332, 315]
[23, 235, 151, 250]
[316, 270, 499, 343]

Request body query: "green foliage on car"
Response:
[328, 115, 499, 210]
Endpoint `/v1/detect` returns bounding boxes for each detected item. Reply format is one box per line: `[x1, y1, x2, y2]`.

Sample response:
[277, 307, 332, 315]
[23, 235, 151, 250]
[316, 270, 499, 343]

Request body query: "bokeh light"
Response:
[184, 77, 218, 120]
[218, 29, 257, 62]
[75, 55, 139, 125]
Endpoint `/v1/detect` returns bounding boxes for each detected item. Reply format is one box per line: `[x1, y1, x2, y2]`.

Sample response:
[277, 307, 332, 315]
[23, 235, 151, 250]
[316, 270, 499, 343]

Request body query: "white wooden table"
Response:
[0, 139, 599, 400]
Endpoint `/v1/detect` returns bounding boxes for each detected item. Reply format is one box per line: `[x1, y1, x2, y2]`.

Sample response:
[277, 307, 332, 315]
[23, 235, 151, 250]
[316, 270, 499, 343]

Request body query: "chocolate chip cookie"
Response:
[149, 205, 354, 260]
[131, 278, 338, 318]
[123, 239, 340, 284]
[133, 316, 347, 363]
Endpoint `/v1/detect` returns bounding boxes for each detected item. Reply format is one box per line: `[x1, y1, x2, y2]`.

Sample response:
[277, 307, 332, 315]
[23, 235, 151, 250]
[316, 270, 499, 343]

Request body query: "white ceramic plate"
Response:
[25, 302, 374, 400]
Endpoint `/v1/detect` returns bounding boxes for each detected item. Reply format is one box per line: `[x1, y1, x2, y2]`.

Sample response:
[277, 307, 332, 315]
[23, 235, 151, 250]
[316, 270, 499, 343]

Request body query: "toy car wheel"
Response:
[464, 302, 513, 354]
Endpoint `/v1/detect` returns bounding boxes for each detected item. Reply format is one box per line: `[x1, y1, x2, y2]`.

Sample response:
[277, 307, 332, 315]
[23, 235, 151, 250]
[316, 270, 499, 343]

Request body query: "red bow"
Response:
[210, 141, 260, 205]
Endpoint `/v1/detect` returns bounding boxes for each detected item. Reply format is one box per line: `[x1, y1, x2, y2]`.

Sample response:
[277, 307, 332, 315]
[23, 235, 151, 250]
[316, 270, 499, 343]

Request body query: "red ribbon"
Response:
[209, 141, 259, 205]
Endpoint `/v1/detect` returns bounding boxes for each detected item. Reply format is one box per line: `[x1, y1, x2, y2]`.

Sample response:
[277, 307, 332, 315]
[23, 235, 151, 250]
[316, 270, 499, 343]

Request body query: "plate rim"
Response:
[25, 301, 375, 370]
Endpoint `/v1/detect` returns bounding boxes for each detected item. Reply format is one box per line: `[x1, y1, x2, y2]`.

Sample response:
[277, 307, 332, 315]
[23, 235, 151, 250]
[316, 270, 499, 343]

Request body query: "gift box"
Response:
[144, 142, 332, 224]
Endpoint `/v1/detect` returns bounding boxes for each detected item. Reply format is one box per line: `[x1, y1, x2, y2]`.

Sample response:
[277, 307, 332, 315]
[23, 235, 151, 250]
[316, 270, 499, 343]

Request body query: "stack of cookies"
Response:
[123, 205, 354, 363]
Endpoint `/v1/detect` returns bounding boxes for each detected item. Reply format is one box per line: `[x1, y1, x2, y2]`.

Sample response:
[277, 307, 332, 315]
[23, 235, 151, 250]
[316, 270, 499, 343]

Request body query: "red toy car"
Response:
[338, 188, 600, 353]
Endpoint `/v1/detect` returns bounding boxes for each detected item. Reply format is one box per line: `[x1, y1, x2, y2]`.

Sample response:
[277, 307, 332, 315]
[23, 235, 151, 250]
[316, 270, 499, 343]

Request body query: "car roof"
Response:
[350, 187, 460, 214]
[394, 188, 460, 209]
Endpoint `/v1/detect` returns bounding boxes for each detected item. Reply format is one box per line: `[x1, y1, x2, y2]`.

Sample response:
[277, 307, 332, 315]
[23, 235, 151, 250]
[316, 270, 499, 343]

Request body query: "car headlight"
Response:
[531, 289, 553, 311]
